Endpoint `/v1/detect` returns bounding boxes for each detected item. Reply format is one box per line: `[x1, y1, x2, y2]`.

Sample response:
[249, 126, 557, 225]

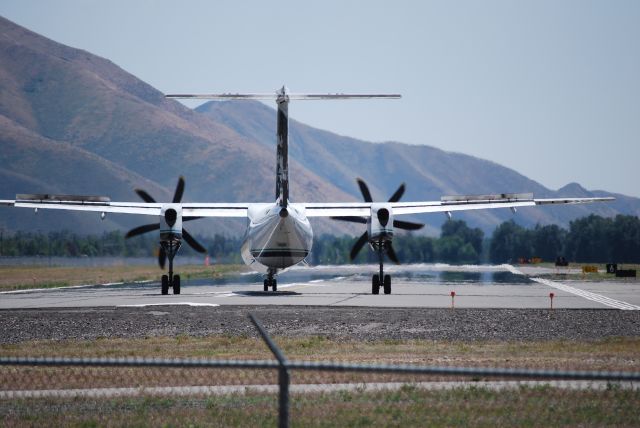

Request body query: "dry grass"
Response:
[1, 335, 638, 371]
[0, 264, 247, 291]
[1, 336, 638, 426]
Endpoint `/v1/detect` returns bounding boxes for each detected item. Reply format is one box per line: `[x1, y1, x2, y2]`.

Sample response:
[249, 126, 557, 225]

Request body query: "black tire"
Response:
[173, 275, 181, 295]
[372, 274, 380, 295]
[161, 275, 169, 295]
[264, 279, 269, 292]
[383, 274, 391, 295]
[273, 279, 277, 292]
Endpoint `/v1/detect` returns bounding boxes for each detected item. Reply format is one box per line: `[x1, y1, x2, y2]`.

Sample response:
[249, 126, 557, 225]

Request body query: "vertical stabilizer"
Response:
[275, 86, 290, 207]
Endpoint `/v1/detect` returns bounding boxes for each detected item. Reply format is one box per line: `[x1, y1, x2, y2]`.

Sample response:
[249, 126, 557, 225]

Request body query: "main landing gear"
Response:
[371, 243, 392, 295]
[160, 241, 181, 295]
[263, 269, 278, 292]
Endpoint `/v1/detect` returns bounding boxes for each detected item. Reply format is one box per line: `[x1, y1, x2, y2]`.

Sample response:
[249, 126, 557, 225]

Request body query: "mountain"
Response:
[0, 15, 638, 239]
[0, 16, 355, 235]
[198, 100, 639, 232]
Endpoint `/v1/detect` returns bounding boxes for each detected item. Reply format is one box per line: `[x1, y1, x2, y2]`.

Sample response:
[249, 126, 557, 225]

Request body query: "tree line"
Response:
[489, 214, 640, 264]
[1, 214, 638, 264]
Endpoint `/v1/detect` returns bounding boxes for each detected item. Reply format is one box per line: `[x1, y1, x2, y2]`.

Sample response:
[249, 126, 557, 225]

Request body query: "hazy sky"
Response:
[1, 1, 638, 197]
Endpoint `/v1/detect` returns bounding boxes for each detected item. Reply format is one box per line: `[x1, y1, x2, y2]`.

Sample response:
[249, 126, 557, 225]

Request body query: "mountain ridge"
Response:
[197, 100, 637, 232]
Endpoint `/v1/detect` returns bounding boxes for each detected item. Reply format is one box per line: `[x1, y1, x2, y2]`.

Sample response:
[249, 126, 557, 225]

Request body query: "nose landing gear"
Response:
[371, 242, 392, 295]
[263, 269, 278, 292]
[160, 240, 182, 295]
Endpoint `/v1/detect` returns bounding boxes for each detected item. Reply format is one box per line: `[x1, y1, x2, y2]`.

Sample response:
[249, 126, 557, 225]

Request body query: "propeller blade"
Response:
[393, 219, 424, 231]
[331, 216, 367, 224]
[386, 243, 400, 264]
[182, 228, 207, 253]
[387, 183, 406, 203]
[125, 223, 160, 239]
[350, 232, 369, 261]
[184, 216, 203, 222]
[172, 176, 185, 203]
[356, 178, 373, 203]
[158, 246, 166, 269]
[135, 189, 156, 203]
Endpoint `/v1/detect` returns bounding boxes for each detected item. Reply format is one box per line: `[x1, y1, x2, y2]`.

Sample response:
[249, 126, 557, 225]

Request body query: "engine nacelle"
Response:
[368, 203, 394, 242]
[160, 204, 182, 242]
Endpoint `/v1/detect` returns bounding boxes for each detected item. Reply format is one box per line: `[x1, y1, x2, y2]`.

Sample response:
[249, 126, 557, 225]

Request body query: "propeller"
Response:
[125, 176, 207, 268]
[332, 178, 424, 262]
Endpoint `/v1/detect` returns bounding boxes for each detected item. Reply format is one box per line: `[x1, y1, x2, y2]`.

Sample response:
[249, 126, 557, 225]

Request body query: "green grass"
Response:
[1, 387, 637, 427]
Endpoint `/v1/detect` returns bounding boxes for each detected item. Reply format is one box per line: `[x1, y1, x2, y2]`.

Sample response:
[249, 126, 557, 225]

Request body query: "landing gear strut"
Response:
[371, 242, 391, 295]
[160, 240, 182, 295]
[263, 269, 278, 292]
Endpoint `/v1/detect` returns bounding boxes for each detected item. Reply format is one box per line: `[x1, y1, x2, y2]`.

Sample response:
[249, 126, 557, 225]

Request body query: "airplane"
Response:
[0, 86, 614, 295]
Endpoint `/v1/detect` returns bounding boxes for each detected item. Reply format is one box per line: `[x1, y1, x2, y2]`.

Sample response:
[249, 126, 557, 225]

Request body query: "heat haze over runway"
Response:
[1, 264, 638, 311]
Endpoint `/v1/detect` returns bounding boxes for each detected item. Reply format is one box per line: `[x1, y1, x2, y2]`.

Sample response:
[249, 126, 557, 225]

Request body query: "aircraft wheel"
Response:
[372, 274, 380, 295]
[272, 279, 277, 292]
[173, 275, 181, 295]
[264, 279, 269, 292]
[383, 274, 391, 295]
[161, 275, 169, 295]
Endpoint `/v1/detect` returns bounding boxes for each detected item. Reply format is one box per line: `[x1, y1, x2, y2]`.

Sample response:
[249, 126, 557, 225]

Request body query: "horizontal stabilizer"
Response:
[166, 93, 401, 100]
[16, 194, 110, 203]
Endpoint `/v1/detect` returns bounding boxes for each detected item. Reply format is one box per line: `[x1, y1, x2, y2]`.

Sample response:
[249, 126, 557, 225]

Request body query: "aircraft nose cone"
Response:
[377, 208, 389, 227]
[279, 207, 289, 218]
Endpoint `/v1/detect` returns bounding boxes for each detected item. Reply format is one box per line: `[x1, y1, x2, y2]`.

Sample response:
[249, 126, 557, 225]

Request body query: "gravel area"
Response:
[0, 306, 638, 344]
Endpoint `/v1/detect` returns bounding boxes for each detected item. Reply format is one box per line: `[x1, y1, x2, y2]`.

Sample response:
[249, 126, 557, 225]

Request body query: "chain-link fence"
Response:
[1, 314, 638, 427]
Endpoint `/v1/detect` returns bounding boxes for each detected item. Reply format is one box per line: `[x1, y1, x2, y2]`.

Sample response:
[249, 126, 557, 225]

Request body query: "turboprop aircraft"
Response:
[0, 86, 614, 295]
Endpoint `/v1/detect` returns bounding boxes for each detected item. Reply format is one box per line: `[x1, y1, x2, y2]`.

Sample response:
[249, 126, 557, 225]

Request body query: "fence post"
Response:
[249, 313, 289, 428]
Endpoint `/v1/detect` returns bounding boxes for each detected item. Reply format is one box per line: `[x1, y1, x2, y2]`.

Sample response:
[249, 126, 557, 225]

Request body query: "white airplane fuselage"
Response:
[241, 202, 313, 273]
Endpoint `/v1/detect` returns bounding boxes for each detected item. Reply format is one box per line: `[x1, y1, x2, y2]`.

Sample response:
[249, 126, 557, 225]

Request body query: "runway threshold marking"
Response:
[507, 265, 640, 310]
[530, 277, 640, 310]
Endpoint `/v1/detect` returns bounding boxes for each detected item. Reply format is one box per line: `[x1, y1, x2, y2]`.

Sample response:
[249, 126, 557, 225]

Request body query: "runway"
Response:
[1, 264, 639, 310]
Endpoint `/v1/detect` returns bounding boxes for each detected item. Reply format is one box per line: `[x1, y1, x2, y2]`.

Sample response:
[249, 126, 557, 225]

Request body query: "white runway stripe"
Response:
[506, 264, 640, 310]
[117, 302, 220, 308]
[531, 277, 640, 310]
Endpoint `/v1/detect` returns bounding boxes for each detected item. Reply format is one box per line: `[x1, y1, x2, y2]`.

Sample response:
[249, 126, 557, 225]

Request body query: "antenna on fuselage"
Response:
[166, 88, 401, 207]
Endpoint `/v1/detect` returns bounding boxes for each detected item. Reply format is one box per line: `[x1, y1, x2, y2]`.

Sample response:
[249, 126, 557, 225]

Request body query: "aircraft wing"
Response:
[1, 195, 253, 217]
[3, 193, 615, 218]
[303, 194, 615, 217]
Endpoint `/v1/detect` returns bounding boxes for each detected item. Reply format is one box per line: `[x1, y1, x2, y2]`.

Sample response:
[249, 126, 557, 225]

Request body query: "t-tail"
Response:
[275, 87, 290, 208]
[166, 87, 401, 208]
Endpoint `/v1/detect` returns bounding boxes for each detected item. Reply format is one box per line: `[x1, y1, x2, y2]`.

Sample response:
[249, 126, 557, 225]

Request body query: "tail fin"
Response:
[275, 87, 289, 207]
[166, 88, 401, 207]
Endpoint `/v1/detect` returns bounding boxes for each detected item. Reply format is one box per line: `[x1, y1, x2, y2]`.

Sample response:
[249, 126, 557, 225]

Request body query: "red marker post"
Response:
[450, 291, 456, 309]
[549, 292, 555, 310]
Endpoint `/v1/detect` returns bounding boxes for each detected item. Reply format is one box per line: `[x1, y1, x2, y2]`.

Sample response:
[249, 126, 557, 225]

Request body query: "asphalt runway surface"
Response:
[1, 264, 639, 310]
[0, 264, 638, 344]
